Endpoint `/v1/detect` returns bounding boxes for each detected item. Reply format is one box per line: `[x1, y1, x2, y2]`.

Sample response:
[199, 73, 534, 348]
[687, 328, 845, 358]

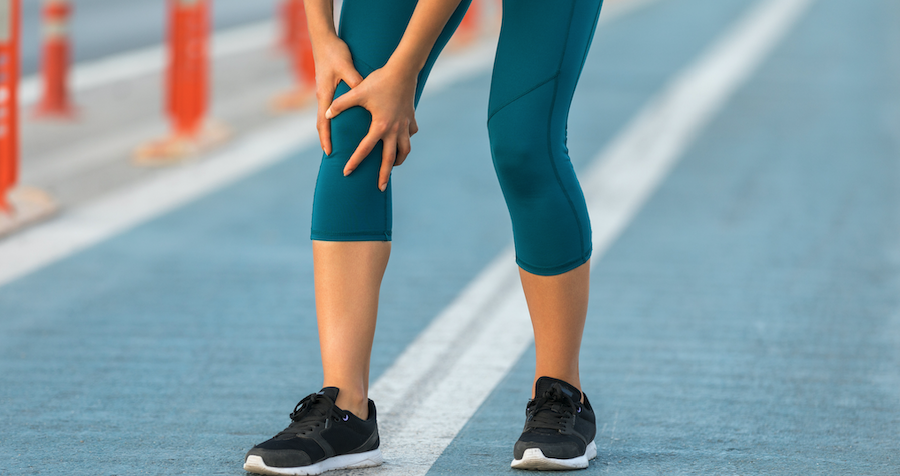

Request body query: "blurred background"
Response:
[17, 0, 278, 75]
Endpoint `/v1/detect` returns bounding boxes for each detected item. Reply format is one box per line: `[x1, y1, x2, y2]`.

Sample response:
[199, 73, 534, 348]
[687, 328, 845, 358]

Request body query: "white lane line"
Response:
[0, 41, 498, 288]
[0, 0, 660, 290]
[0, 113, 315, 287]
[17, 0, 649, 107]
[367, 0, 816, 473]
[18, 20, 277, 106]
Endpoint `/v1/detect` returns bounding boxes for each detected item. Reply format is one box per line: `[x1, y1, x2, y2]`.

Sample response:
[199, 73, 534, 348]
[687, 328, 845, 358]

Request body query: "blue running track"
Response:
[2, 0, 899, 474]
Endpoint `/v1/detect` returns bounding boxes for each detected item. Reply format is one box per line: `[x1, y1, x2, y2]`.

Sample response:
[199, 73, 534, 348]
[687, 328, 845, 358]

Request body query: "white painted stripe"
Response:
[367, 0, 816, 473]
[17, 0, 649, 107]
[0, 38, 499, 288]
[0, 113, 314, 287]
[18, 20, 277, 106]
[0, 0, 659, 289]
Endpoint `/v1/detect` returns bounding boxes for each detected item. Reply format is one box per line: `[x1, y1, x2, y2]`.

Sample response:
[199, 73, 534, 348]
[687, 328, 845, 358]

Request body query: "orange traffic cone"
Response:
[33, 0, 78, 119]
[270, 0, 316, 112]
[135, 0, 228, 165]
[0, 0, 58, 236]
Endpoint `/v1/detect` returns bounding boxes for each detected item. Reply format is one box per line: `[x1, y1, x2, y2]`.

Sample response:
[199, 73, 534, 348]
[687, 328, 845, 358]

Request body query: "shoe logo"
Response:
[342, 414, 349, 422]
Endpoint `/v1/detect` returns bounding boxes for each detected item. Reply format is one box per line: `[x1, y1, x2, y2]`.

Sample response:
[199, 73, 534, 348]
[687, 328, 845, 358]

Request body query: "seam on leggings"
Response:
[546, 0, 588, 259]
[353, 57, 378, 74]
[311, 229, 392, 236]
[312, 229, 392, 238]
[517, 247, 593, 276]
[487, 73, 560, 124]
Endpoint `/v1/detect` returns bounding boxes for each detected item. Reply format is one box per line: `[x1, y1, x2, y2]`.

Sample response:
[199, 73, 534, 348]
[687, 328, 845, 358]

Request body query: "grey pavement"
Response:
[19, 43, 294, 208]
[2, 0, 900, 475]
[19, 0, 279, 75]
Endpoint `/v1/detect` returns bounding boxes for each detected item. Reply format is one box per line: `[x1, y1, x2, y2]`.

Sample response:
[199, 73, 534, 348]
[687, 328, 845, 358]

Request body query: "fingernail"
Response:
[379, 183, 387, 192]
[325, 108, 333, 119]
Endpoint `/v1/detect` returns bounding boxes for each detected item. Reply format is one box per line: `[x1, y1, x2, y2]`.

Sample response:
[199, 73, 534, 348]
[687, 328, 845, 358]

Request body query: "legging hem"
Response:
[310, 231, 392, 242]
[516, 248, 593, 276]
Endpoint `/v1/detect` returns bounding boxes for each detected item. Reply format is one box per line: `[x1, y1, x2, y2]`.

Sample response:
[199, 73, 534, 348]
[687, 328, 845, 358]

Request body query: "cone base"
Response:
[0, 186, 60, 239]
[31, 102, 79, 121]
[269, 86, 315, 113]
[133, 121, 231, 166]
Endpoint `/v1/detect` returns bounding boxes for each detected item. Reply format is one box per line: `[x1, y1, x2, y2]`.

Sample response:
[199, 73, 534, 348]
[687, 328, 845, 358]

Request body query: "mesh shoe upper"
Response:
[514, 377, 596, 460]
[245, 387, 379, 469]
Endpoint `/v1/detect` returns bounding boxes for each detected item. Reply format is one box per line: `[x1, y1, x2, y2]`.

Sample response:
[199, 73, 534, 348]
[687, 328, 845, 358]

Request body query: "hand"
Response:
[325, 63, 420, 192]
[312, 35, 364, 156]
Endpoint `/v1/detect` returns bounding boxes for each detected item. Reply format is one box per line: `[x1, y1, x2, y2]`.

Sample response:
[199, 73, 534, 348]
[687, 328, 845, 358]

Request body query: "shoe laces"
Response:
[276, 393, 342, 438]
[524, 383, 578, 433]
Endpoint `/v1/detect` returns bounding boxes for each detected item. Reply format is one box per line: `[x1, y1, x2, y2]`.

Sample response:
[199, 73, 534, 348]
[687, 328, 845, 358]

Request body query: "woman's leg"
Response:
[245, 3, 471, 473]
[488, 0, 603, 467]
[519, 261, 590, 397]
[311, 0, 471, 419]
[314, 241, 390, 419]
[488, 0, 603, 394]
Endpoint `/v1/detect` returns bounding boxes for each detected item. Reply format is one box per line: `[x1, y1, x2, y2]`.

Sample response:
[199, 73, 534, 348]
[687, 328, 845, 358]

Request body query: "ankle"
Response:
[333, 389, 369, 420]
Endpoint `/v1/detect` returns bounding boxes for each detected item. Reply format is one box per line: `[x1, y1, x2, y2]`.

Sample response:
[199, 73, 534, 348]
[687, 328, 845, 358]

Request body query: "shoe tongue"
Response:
[534, 377, 581, 402]
[318, 387, 340, 402]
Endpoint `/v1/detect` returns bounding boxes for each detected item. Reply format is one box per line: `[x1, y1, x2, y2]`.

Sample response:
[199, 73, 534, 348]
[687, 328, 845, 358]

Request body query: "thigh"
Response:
[339, 0, 472, 101]
[488, 0, 603, 123]
[338, 0, 419, 76]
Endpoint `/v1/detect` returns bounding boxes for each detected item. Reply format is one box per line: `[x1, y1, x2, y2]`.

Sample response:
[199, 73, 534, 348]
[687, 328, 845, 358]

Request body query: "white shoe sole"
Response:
[243, 449, 383, 476]
[510, 440, 597, 470]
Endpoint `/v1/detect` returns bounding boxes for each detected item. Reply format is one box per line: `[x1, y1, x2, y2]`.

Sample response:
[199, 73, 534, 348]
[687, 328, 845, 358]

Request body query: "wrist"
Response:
[383, 56, 422, 82]
[310, 30, 342, 54]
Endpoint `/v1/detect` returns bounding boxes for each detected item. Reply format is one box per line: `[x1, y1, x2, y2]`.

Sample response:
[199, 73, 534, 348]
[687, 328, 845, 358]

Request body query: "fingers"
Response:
[317, 72, 363, 155]
[409, 117, 419, 137]
[316, 86, 335, 155]
[379, 138, 397, 192]
[325, 86, 360, 120]
[344, 131, 381, 177]
[343, 129, 409, 192]
[343, 67, 364, 89]
[395, 132, 411, 167]
[343, 117, 413, 194]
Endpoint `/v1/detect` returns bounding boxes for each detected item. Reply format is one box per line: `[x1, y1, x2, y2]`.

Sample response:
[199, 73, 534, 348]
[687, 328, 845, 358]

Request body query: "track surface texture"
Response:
[2, 0, 899, 475]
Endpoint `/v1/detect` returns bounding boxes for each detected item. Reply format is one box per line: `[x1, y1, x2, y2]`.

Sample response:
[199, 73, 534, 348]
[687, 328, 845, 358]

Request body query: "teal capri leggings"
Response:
[311, 0, 603, 276]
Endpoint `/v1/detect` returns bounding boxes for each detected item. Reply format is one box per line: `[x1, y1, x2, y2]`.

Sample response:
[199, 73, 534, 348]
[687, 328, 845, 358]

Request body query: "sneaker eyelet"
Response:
[577, 407, 582, 413]
[342, 414, 349, 422]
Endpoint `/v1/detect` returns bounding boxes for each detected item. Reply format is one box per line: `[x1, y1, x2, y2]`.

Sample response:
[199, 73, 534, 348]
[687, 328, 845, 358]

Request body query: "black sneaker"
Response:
[244, 387, 382, 475]
[511, 377, 597, 470]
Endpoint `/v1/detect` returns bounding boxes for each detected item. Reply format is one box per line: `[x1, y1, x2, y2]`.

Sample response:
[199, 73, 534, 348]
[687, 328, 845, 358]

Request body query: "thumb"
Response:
[326, 86, 361, 120]
[343, 68, 364, 89]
